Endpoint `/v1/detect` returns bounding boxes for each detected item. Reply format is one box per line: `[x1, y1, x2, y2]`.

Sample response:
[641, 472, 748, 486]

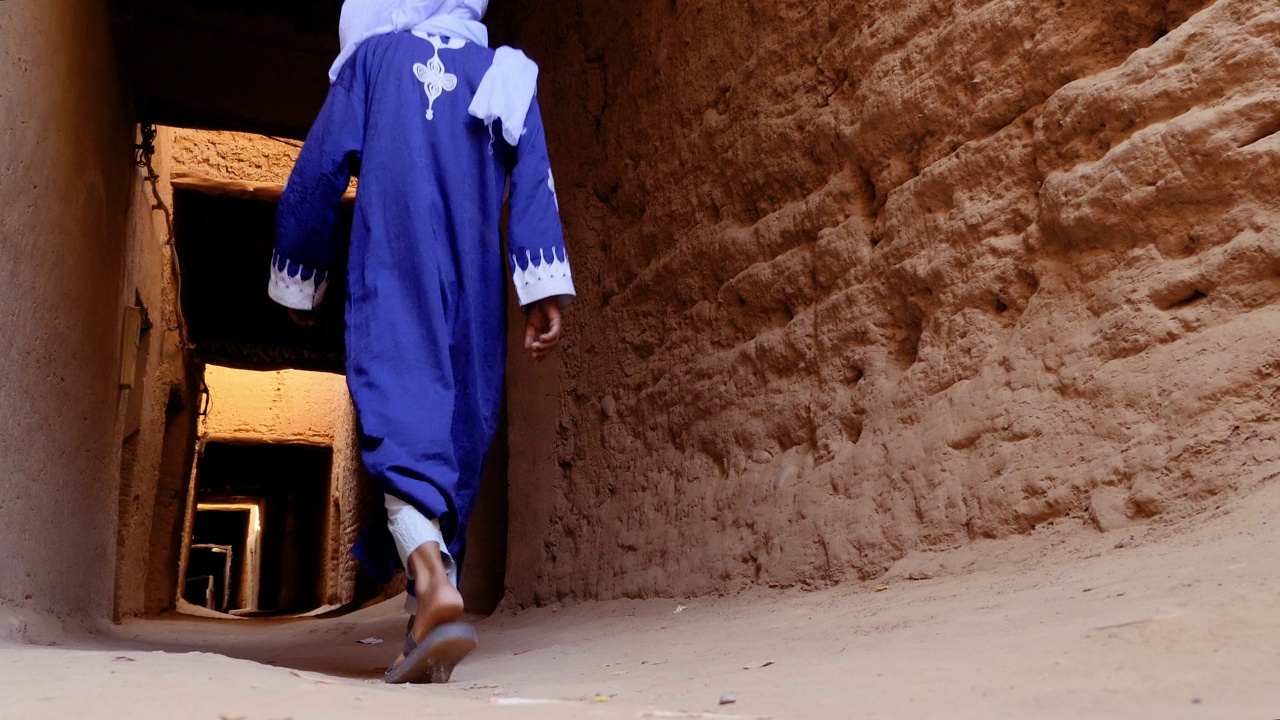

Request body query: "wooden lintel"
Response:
[171, 169, 356, 203]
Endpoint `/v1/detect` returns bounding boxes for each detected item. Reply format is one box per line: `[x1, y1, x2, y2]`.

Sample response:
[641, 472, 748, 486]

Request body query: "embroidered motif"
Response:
[412, 35, 466, 120]
[510, 247, 572, 286]
[509, 246, 574, 306]
[547, 168, 559, 211]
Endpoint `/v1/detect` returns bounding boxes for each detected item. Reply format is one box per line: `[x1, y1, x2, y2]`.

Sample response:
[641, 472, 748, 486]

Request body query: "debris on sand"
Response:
[640, 707, 768, 712]
[288, 669, 336, 685]
[490, 697, 580, 706]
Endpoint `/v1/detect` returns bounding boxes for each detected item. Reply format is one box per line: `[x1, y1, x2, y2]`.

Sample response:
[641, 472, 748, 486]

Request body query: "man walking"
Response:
[268, 0, 574, 683]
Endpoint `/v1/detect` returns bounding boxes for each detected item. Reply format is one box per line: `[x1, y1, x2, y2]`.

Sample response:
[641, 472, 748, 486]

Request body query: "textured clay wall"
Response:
[172, 129, 300, 185]
[0, 0, 174, 622]
[202, 366, 348, 444]
[495, 0, 1280, 603]
[112, 127, 202, 621]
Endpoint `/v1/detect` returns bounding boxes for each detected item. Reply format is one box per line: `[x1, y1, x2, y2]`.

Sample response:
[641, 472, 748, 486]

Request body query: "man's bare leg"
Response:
[391, 541, 464, 667]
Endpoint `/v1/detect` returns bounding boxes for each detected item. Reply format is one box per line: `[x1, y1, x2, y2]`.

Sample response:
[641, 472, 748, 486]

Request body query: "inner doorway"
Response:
[184, 504, 256, 613]
[182, 441, 333, 615]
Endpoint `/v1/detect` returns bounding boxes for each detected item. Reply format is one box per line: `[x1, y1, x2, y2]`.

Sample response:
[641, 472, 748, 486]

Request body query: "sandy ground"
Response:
[4, 480, 1280, 720]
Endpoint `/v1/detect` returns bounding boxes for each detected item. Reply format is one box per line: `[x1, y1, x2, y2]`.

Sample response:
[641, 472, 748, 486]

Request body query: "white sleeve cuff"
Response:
[511, 249, 576, 308]
[267, 253, 328, 311]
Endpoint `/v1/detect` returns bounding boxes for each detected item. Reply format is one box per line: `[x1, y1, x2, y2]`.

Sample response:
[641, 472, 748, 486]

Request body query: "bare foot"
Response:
[391, 542, 464, 668]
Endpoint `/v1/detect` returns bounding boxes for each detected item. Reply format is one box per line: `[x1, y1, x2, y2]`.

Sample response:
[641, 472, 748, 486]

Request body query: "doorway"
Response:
[181, 441, 333, 615]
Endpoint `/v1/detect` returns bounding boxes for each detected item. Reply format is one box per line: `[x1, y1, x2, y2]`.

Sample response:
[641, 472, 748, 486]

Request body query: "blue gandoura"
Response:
[269, 0, 574, 604]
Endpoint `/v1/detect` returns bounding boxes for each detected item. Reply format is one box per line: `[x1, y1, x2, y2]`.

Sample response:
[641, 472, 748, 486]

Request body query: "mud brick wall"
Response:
[493, 0, 1280, 603]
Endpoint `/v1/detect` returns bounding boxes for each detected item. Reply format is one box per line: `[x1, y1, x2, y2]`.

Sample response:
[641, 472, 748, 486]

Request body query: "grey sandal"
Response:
[384, 621, 478, 684]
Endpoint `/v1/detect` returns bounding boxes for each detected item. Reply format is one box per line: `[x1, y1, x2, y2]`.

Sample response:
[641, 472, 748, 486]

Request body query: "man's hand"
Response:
[524, 297, 563, 362]
[288, 308, 317, 327]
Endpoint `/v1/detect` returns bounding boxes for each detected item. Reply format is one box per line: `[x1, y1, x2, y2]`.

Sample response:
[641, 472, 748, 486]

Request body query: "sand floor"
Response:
[3, 480, 1280, 720]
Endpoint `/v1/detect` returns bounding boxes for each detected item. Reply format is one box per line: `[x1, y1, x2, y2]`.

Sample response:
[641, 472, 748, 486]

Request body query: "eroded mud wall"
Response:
[494, 0, 1280, 603]
[111, 127, 201, 621]
[172, 129, 300, 185]
[0, 0, 175, 621]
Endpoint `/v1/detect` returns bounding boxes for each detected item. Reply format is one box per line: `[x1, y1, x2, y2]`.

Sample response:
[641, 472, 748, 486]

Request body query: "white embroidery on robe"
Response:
[547, 168, 559, 211]
[412, 35, 466, 120]
[268, 251, 328, 310]
[509, 247, 575, 306]
[511, 248, 571, 285]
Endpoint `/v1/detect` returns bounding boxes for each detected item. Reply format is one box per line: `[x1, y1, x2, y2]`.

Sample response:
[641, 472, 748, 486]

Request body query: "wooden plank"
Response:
[171, 169, 356, 203]
[119, 305, 143, 388]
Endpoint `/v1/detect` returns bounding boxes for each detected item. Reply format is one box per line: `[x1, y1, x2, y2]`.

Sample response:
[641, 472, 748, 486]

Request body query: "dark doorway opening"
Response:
[184, 441, 333, 615]
[173, 189, 349, 373]
[184, 507, 249, 612]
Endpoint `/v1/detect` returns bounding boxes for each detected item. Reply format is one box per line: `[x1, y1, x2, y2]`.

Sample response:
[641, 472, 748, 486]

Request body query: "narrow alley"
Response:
[4, 0, 1280, 718]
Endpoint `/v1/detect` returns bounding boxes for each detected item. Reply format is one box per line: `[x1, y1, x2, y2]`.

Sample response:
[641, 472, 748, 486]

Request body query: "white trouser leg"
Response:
[384, 494, 458, 615]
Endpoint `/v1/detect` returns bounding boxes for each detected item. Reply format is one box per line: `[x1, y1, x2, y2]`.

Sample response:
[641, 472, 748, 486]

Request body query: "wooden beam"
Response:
[171, 169, 356, 203]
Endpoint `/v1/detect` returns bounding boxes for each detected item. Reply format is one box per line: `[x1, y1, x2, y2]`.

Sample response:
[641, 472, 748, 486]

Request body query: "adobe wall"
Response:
[171, 129, 300, 185]
[110, 126, 203, 621]
[201, 366, 348, 445]
[198, 365, 360, 606]
[495, 0, 1280, 603]
[0, 0, 180, 623]
[119, 129, 305, 618]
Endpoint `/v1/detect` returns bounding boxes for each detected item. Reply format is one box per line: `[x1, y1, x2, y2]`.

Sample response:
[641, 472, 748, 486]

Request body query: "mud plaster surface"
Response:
[202, 365, 349, 444]
[172, 129, 301, 185]
[0, 0, 189, 621]
[4, 480, 1280, 719]
[112, 125, 198, 620]
[489, 0, 1280, 603]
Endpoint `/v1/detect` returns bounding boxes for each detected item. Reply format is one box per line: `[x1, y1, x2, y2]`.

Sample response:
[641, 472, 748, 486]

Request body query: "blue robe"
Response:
[270, 32, 574, 582]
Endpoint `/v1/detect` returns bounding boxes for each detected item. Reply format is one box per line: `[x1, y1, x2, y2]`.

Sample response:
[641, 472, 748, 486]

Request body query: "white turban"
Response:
[330, 0, 490, 83]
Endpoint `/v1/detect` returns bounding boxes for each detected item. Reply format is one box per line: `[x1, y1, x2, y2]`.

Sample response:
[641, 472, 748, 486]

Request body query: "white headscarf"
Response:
[329, 0, 490, 83]
[328, 0, 538, 146]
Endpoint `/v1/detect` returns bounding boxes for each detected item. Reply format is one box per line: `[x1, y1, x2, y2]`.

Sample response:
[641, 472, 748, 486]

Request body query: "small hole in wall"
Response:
[995, 299, 1009, 314]
[870, 235, 881, 248]
[1169, 289, 1207, 309]
[846, 365, 864, 385]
